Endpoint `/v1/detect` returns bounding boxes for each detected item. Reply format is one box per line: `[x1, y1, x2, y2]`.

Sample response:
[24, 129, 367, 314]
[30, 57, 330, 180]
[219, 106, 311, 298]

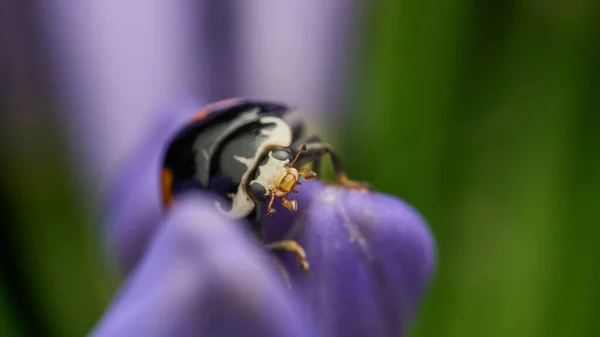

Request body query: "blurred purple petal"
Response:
[103, 98, 203, 274]
[237, 0, 364, 129]
[93, 194, 315, 337]
[263, 180, 436, 337]
[40, 1, 204, 194]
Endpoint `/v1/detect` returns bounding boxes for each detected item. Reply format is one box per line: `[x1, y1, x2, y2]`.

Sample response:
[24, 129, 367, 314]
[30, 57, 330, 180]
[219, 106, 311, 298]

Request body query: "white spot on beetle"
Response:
[233, 155, 254, 168]
[249, 152, 289, 196]
[218, 116, 293, 219]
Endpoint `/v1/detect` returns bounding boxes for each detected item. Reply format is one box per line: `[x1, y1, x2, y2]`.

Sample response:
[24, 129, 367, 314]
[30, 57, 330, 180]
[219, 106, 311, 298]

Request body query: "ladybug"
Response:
[160, 98, 371, 272]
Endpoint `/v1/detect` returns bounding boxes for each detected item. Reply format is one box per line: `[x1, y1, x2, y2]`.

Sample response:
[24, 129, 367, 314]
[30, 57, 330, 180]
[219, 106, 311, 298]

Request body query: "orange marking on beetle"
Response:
[189, 109, 210, 123]
[161, 168, 175, 207]
[188, 98, 241, 123]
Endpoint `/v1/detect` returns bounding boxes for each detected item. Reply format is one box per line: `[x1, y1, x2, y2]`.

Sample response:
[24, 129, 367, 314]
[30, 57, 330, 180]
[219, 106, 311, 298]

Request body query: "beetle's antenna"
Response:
[288, 145, 307, 167]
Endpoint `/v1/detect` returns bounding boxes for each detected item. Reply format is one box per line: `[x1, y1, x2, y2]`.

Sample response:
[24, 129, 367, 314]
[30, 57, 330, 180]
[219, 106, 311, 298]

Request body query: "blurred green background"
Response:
[1, 1, 600, 336]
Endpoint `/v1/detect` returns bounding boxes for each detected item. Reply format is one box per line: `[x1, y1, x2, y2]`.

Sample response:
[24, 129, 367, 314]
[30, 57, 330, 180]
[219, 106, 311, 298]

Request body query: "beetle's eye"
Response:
[248, 181, 267, 202]
[270, 148, 293, 162]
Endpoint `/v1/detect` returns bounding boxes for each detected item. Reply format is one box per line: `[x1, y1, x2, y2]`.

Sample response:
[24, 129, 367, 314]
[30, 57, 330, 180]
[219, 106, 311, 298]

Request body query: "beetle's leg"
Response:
[280, 196, 298, 212]
[290, 121, 307, 141]
[295, 142, 374, 192]
[298, 167, 317, 180]
[266, 188, 277, 215]
[267, 240, 310, 274]
[310, 157, 322, 176]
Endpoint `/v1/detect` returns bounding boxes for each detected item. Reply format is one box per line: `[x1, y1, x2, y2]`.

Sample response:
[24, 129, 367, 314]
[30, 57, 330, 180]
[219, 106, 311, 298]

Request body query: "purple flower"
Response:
[96, 102, 436, 336]
[262, 181, 436, 336]
[93, 194, 316, 337]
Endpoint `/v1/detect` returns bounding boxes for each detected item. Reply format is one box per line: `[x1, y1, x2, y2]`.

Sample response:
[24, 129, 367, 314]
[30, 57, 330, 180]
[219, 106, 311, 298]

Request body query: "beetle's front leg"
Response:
[266, 188, 277, 215]
[298, 167, 317, 181]
[267, 239, 310, 274]
[294, 142, 374, 192]
[280, 196, 298, 212]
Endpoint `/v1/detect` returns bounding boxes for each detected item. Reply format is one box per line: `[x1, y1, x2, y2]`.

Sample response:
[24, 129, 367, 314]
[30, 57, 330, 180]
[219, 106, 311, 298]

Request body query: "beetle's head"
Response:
[248, 146, 316, 214]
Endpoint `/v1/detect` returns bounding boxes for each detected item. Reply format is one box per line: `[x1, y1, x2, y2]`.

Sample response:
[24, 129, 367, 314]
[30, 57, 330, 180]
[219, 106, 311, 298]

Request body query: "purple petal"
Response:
[93, 194, 316, 337]
[40, 1, 203, 193]
[263, 180, 436, 337]
[102, 98, 203, 274]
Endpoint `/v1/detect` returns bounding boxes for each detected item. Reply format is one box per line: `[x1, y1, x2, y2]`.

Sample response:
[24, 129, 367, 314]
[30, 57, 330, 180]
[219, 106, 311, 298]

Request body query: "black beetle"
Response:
[161, 98, 371, 272]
